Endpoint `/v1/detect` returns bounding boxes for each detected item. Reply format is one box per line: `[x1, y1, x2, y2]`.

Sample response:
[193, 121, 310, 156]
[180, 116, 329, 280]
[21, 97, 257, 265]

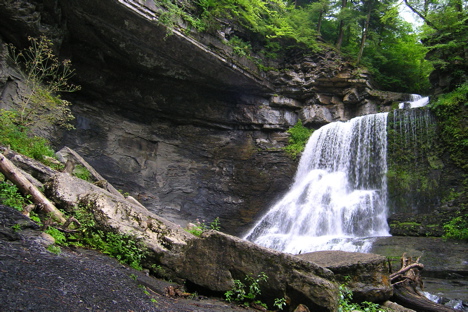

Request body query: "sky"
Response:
[399, 1, 424, 27]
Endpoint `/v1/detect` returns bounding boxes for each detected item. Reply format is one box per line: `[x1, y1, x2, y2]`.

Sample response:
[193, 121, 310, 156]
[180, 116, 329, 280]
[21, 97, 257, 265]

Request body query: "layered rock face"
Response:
[0, 0, 408, 234]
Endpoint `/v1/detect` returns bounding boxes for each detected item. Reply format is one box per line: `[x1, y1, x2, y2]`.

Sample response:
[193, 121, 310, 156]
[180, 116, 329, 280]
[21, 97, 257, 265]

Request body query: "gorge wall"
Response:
[0, 0, 410, 235]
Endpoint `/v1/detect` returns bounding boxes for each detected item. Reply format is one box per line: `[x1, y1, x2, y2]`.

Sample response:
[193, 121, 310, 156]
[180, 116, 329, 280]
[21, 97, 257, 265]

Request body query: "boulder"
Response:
[297, 250, 393, 303]
[300, 104, 334, 127]
[45, 172, 194, 256]
[169, 230, 339, 312]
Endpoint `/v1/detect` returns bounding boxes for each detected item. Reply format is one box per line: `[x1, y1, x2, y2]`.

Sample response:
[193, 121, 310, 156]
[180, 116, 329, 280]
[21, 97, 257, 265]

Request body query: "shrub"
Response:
[0, 179, 31, 210]
[338, 283, 384, 312]
[284, 120, 313, 159]
[7, 36, 80, 130]
[443, 214, 468, 241]
[225, 272, 268, 305]
[43, 203, 148, 270]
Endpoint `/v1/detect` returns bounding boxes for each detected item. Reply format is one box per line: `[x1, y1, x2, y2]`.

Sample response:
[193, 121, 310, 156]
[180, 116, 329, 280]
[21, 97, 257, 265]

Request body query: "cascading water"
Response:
[387, 106, 439, 214]
[244, 113, 390, 254]
[399, 94, 429, 109]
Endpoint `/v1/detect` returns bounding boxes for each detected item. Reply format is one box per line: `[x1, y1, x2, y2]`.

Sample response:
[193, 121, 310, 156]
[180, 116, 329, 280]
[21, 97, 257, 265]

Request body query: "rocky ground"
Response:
[0, 204, 256, 312]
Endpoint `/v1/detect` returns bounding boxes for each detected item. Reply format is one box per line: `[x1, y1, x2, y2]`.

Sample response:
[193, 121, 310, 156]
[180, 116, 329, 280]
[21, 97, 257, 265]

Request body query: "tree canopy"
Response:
[156, 0, 467, 95]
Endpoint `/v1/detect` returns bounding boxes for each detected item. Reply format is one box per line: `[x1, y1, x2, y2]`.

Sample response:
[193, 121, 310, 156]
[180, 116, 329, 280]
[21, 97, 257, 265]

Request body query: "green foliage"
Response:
[44, 204, 148, 270]
[274, 297, 287, 310]
[364, 28, 433, 93]
[443, 214, 468, 241]
[0, 179, 31, 211]
[225, 272, 286, 310]
[421, 5, 468, 92]
[7, 36, 80, 130]
[185, 217, 221, 236]
[11, 223, 22, 232]
[46, 244, 62, 255]
[0, 110, 56, 161]
[338, 283, 384, 312]
[430, 83, 468, 170]
[225, 272, 267, 304]
[284, 120, 313, 159]
[73, 164, 92, 182]
[227, 36, 252, 57]
[156, 0, 206, 34]
[210, 217, 221, 230]
[156, 0, 320, 57]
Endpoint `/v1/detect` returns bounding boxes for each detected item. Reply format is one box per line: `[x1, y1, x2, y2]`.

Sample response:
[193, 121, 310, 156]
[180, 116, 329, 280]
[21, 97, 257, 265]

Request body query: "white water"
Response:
[399, 94, 429, 109]
[244, 113, 390, 254]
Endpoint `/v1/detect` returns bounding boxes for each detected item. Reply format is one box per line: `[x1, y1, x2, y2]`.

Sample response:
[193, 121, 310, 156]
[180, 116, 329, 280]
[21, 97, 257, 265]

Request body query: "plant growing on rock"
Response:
[0, 110, 56, 162]
[225, 272, 286, 310]
[0, 177, 31, 210]
[43, 203, 148, 270]
[284, 120, 314, 159]
[443, 213, 468, 241]
[185, 217, 220, 236]
[7, 36, 80, 130]
[225, 272, 268, 306]
[338, 281, 384, 312]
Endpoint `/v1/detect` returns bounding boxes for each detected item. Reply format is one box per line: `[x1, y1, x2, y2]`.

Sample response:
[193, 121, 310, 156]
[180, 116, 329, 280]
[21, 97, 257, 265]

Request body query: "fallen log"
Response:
[0, 153, 66, 224]
[0, 146, 59, 183]
[391, 253, 460, 312]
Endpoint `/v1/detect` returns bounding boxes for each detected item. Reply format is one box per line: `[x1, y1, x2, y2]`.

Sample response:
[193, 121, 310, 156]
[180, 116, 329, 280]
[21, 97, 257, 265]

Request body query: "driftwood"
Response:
[391, 253, 460, 312]
[0, 153, 66, 223]
[0, 146, 59, 183]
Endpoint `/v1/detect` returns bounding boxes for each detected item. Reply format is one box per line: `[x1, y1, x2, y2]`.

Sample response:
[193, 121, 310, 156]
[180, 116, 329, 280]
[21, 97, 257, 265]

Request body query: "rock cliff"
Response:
[0, 0, 409, 234]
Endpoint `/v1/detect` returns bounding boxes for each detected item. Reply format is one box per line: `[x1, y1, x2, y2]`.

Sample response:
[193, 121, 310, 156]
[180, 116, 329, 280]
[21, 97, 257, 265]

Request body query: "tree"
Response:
[336, 0, 348, 50]
[416, 0, 468, 92]
[356, 0, 374, 64]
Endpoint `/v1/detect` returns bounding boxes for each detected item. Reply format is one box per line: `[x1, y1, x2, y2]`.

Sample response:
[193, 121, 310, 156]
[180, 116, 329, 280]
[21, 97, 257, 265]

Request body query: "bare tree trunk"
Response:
[317, 9, 323, 34]
[0, 153, 66, 223]
[356, 2, 372, 65]
[336, 0, 347, 50]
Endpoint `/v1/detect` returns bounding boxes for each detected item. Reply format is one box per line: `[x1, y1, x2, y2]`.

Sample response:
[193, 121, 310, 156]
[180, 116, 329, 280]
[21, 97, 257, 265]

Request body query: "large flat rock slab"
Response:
[298, 250, 387, 269]
[297, 250, 393, 302]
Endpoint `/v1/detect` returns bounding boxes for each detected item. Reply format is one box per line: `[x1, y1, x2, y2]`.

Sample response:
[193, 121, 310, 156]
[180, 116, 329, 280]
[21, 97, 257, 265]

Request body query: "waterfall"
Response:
[244, 113, 390, 254]
[399, 94, 429, 109]
[387, 107, 439, 214]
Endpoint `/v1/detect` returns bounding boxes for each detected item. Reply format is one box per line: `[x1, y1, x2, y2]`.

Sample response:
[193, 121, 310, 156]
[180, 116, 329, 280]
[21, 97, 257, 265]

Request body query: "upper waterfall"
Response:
[244, 113, 390, 254]
[399, 94, 429, 109]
